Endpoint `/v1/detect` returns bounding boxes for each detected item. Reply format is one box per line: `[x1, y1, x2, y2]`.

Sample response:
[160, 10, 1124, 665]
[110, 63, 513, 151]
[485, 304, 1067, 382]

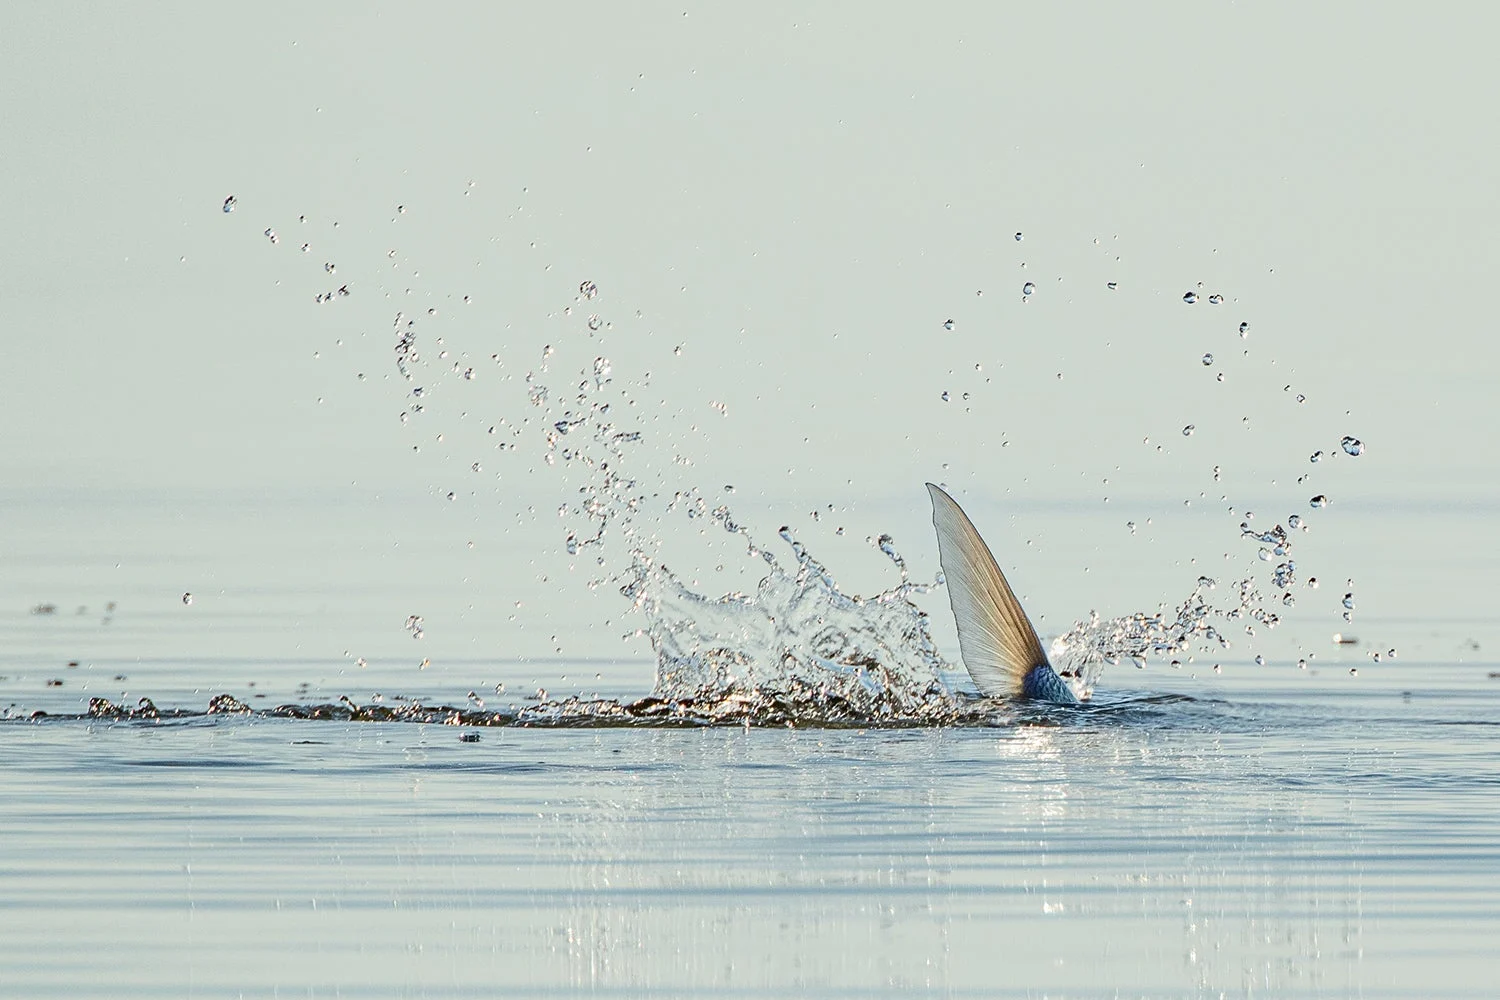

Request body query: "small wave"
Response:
[2, 688, 1280, 732]
[4, 690, 1017, 729]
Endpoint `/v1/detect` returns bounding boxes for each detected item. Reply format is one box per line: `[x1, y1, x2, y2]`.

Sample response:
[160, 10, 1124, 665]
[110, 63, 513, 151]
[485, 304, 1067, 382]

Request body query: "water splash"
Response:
[508, 332, 960, 719]
[1049, 575, 1279, 695]
[621, 527, 954, 721]
[393, 319, 1312, 718]
[208, 206, 1375, 725]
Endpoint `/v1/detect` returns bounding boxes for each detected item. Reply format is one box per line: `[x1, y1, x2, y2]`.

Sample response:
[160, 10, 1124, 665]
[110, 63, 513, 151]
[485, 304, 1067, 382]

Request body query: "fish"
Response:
[926, 483, 1080, 704]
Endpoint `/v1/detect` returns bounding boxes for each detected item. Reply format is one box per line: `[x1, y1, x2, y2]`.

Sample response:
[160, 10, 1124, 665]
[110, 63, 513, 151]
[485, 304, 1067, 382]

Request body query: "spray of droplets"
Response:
[226, 203, 1375, 722]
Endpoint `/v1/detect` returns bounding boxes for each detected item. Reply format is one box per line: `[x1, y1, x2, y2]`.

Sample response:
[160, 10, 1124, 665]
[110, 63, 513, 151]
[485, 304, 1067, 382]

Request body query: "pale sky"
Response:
[4, 3, 1497, 664]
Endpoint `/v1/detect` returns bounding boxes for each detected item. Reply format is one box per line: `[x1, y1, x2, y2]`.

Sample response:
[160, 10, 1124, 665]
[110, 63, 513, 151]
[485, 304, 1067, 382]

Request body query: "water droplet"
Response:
[1201, 353, 1214, 366]
[1014, 232, 1023, 241]
[580, 280, 598, 299]
[1298, 658, 1307, 670]
[1340, 435, 1364, 456]
[940, 390, 950, 402]
[1254, 654, 1265, 666]
[943, 319, 954, 331]
[1342, 593, 1355, 610]
[1208, 294, 1224, 305]
[1182, 425, 1195, 436]
[1238, 321, 1249, 336]
[1307, 577, 1319, 588]
[221, 195, 237, 213]
[1309, 495, 1329, 508]
[1106, 281, 1118, 290]
[181, 592, 193, 606]
[587, 315, 603, 331]
[1183, 291, 1198, 304]
[263, 228, 278, 244]
[1022, 281, 1035, 297]
[1287, 514, 1302, 529]
[1309, 451, 1323, 463]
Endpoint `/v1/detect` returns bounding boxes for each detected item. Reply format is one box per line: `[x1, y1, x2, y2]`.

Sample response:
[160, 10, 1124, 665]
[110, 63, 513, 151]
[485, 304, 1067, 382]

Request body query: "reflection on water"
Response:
[3, 660, 1499, 998]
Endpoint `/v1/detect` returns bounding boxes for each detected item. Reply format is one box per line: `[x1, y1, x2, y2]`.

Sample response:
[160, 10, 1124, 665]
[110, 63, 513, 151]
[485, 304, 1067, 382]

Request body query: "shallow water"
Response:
[5, 519, 1499, 998]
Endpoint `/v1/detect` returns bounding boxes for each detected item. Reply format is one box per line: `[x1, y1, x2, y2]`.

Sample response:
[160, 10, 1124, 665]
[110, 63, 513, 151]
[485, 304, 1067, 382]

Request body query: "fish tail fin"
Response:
[927, 483, 1073, 703]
